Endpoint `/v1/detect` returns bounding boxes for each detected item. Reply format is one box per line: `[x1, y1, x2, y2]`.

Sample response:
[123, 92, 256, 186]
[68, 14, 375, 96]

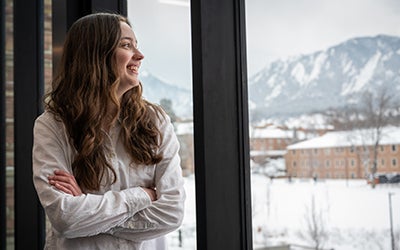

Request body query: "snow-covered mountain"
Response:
[140, 70, 192, 118]
[248, 35, 400, 120]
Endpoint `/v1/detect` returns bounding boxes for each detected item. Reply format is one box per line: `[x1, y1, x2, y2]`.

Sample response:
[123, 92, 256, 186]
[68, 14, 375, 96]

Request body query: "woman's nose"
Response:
[133, 48, 144, 60]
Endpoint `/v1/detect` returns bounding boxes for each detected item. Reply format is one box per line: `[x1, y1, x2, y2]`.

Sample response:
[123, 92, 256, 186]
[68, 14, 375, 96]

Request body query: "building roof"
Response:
[287, 126, 400, 149]
[250, 126, 309, 140]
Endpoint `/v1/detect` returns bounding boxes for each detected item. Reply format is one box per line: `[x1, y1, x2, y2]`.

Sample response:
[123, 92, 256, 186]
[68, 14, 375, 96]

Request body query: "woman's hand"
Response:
[142, 187, 157, 201]
[48, 170, 83, 196]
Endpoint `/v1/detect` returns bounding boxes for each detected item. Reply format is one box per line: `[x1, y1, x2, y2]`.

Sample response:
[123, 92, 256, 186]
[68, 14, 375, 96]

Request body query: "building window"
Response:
[350, 159, 355, 168]
[380, 145, 384, 152]
[392, 158, 397, 167]
[392, 145, 397, 152]
[324, 148, 331, 155]
[293, 161, 297, 168]
[381, 159, 385, 166]
[326, 160, 330, 168]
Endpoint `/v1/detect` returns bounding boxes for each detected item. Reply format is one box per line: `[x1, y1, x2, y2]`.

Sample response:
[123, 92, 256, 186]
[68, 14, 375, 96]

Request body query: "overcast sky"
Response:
[128, 0, 400, 89]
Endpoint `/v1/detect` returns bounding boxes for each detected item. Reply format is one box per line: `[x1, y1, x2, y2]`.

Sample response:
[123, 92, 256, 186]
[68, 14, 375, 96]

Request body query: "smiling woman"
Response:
[115, 21, 144, 97]
[32, 13, 185, 250]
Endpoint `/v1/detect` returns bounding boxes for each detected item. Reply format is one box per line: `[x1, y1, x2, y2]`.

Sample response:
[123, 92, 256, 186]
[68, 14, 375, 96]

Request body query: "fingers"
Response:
[142, 187, 157, 201]
[49, 179, 79, 196]
[51, 181, 74, 195]
[48, 170, 83, 196]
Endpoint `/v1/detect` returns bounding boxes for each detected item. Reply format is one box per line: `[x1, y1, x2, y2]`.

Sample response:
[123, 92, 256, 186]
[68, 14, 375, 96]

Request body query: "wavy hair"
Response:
[45, 13, 163, 191]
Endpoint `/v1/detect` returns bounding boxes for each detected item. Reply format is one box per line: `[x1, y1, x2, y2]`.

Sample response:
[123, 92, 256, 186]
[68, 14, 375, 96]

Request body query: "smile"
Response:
[127, 65, 139, 73]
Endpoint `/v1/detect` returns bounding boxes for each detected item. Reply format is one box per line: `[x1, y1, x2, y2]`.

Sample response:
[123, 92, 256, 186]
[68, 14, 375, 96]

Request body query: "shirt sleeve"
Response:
[109, 113, 186, 242]
[32, 113, 152, 239]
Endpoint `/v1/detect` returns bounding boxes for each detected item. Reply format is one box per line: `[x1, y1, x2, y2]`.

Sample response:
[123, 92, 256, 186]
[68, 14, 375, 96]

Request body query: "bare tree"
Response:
[298, 195, 328, 250]
[333, 86, 396, 187]
[359, 87, 395, 187]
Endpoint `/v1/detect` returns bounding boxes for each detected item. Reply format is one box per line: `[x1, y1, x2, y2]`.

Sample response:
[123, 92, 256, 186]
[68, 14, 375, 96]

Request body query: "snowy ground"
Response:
[166, 174, 400, 250]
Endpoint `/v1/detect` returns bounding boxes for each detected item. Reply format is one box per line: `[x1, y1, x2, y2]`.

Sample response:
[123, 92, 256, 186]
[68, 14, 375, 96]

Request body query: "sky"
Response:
[128, 0, 400, 89]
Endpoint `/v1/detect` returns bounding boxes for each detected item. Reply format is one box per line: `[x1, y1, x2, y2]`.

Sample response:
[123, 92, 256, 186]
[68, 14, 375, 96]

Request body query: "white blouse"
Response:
[32, 111, 186, 250]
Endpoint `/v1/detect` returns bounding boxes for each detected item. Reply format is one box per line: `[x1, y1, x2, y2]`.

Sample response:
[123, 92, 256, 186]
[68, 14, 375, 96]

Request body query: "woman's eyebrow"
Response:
[120, 37, 134, 42]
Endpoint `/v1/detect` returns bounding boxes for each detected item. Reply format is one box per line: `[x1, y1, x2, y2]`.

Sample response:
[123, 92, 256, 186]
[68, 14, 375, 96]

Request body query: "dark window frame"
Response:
[191, 0, 253, 248]
[13, 0, 45, 249]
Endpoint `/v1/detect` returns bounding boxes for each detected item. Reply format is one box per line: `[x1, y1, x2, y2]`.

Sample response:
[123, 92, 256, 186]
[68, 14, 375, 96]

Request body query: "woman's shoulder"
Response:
[35, 110, 65, 130]
[145, 101, 169, 125]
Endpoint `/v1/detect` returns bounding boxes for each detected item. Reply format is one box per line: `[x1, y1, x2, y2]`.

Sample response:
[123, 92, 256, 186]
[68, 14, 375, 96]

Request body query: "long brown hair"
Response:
[45, 13, 163, 191]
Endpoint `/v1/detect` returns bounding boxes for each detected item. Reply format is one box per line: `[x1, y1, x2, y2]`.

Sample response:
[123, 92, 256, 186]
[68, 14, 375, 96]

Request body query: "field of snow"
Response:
[167, 174, 400, 250]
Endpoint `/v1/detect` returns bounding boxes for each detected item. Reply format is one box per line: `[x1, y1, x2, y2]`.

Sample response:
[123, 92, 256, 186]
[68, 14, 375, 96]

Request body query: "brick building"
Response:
[249, 124, 319, 165]
[285, 127, 400, 179]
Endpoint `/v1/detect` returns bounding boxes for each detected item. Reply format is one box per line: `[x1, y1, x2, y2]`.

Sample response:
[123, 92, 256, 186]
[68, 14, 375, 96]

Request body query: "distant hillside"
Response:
[140, 70, 192, 118]
[248, 35, 400, 121]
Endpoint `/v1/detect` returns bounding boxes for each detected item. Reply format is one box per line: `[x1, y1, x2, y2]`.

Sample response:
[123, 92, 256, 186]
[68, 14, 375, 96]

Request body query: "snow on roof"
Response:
[287, 126, 400, 149]
[250, 125, 309, 139]
[250, 150, 287, 157]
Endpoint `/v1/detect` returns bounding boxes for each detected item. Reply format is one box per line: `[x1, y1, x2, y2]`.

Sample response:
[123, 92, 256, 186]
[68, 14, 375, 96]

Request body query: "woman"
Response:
[32, 13, 185, 249]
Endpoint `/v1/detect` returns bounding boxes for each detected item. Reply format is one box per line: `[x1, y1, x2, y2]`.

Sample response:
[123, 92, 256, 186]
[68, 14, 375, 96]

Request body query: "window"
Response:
[246, 1, 400, 249]
[4, 0, 254, 249]
[392, 145, 397, 152]
[127, 2, 195, 248]
[392, 158, 397, 167]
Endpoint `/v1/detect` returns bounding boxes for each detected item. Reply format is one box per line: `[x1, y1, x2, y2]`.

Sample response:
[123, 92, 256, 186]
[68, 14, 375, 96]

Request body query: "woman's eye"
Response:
[121, 43, 131, 49]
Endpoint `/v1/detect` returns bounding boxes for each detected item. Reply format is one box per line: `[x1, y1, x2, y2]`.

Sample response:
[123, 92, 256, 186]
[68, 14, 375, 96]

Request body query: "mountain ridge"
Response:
[140, 70, 193, 118]
[248, 34, 400, 121]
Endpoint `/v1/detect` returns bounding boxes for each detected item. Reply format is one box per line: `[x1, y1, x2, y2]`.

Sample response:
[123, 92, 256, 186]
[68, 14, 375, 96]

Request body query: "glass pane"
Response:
[127, 1, 195, 249]
[246, 1, 400, 249]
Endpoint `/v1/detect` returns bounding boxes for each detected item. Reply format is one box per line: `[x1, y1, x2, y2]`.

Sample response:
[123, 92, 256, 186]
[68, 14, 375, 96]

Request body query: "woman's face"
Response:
[115, 22, 144, 98]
